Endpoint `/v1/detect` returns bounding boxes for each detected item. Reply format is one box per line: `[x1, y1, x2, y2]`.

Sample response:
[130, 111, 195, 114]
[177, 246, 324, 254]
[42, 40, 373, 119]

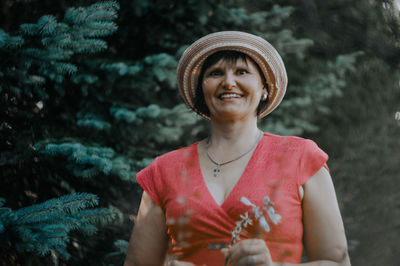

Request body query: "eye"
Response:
[237, 69, 248, 75]
[208, 70, 223, 77]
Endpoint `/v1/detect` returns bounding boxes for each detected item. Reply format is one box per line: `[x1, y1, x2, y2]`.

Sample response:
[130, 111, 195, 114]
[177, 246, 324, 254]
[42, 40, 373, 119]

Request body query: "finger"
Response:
[170, 260, 196, 266]
[227, 239, 267, 264]
[234, 254, 265, 266]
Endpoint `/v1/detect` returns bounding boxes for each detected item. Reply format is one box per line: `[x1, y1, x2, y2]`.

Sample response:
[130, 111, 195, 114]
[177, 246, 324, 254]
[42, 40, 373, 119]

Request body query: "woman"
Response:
[124, 31, 350, 266]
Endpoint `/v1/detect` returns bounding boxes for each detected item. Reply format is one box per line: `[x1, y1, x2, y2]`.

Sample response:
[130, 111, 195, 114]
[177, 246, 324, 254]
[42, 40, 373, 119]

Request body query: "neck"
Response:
[207, 116, 261, 158]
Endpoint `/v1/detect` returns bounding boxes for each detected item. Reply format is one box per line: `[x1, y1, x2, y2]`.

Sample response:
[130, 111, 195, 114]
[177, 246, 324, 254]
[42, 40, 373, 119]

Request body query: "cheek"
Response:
[202, 80, 215, 97]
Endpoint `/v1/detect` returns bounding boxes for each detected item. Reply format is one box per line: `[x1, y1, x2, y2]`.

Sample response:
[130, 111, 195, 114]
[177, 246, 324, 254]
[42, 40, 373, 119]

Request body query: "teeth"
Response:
[220, 94, 241, 99]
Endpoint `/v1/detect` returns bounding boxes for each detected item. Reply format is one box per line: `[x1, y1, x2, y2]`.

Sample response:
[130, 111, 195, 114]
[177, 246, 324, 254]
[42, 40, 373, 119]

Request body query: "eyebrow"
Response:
[209, 60, 249, 69]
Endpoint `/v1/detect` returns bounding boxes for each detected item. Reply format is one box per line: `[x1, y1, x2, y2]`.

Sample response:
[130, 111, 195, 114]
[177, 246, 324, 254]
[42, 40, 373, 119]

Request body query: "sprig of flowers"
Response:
[224, 196, 281, 266]
[230, 196, 281, 245]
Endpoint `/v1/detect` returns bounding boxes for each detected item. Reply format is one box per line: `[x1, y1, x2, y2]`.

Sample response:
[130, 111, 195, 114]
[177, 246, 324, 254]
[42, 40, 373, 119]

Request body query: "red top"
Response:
[136, 132, 329, 265]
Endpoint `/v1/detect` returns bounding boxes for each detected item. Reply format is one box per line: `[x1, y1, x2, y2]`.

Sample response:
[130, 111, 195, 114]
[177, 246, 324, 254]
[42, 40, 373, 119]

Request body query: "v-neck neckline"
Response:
[195, 133, 264, 209]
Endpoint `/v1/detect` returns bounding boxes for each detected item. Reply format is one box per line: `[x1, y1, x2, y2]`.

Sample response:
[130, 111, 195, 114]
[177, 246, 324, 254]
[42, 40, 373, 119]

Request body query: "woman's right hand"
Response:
[166, 260, 196, 266]
[221, 239, 274, 266]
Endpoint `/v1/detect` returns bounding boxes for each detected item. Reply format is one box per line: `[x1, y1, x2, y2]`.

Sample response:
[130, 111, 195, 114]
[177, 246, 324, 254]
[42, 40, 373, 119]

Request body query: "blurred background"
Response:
[0, 0, 399, 265]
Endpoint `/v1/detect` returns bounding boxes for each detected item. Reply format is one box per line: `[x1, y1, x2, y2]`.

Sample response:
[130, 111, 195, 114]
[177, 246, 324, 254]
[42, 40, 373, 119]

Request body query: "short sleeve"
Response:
[136, 157, 163, 206]
[298, 139, 329, 185]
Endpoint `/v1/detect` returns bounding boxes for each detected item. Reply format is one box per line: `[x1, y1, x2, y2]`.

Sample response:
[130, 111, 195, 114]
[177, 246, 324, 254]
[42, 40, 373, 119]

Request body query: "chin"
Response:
[211, 110, 257, 121]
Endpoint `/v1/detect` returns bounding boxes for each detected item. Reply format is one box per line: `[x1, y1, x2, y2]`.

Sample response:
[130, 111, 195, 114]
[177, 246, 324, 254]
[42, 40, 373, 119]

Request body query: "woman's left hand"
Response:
[222, 239, 274, 266]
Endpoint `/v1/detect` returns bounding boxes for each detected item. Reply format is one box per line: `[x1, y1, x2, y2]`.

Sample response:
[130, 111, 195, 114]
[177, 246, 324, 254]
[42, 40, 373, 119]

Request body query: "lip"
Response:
[218, 93, 243, 102]
[218, 92, 244, 102]
[218, 92, 243, 98]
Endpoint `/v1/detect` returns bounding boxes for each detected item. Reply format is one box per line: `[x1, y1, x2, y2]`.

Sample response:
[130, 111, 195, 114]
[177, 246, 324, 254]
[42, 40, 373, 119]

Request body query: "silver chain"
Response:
[206, 130, 263, 177]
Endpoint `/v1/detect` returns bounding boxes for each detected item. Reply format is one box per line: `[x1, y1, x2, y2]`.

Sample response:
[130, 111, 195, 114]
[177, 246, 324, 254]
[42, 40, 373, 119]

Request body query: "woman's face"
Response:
[201, 57, 266, 121]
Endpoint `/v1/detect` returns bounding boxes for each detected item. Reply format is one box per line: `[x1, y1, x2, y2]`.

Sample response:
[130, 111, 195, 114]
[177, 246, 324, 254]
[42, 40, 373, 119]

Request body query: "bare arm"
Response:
[299, 166, 350, 265]
[124, 191, 169, 266]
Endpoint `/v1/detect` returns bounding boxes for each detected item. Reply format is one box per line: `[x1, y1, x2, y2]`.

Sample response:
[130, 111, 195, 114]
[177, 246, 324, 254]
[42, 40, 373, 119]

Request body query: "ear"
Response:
[263, 86, 268, 96]
[261, 88, 268, 101]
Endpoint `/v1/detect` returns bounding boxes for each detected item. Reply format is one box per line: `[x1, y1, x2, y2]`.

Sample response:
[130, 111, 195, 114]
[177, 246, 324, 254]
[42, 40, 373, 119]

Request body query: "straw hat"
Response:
[177, 31, 288, 119]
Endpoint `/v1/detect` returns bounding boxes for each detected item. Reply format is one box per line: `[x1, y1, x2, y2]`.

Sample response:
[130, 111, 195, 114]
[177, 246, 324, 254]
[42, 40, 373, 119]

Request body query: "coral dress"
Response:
[136, 132, 329, 265]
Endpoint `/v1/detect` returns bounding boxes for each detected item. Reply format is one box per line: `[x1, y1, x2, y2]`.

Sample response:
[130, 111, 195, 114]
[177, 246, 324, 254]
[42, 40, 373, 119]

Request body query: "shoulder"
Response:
[261, 132, 328, 167]
[154, 142, 198, 165]
[137, 142, 198, 175]
[263, 131, 309, 142]
[262, 132, 317, 151]
[135, 142, 198, 190]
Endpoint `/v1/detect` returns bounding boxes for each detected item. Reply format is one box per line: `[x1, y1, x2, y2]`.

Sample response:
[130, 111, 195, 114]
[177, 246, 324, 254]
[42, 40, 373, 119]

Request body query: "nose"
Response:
[222, 71, 236, 90]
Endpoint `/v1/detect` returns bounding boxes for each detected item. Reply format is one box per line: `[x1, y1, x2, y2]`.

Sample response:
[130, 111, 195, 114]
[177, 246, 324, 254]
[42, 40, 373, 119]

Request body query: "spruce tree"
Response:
[0, 1, 121, 264]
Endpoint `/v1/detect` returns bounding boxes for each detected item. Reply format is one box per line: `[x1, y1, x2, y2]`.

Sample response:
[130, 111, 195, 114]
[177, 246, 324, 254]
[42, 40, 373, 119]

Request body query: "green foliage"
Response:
[105, 239, 129, 265]
[34, 141, 133, 179]
[260, 51, 364, 135]
[0, 194, 114, 259]
[1, 1, 119, 97]
[0, 1, 121, 264]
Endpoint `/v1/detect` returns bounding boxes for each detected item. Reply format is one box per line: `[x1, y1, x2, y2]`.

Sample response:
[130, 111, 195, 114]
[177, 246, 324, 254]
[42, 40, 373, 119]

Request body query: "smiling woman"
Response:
[124, 31, 350, 266]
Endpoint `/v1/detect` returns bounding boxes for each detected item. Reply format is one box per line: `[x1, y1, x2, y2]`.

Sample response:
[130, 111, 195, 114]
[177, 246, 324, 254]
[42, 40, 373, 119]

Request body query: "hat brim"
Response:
[177, 31, 287, 120]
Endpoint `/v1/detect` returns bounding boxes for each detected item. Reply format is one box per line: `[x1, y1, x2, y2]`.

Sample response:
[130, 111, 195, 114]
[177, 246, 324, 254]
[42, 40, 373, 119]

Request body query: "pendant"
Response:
[213, 165, 221, 177]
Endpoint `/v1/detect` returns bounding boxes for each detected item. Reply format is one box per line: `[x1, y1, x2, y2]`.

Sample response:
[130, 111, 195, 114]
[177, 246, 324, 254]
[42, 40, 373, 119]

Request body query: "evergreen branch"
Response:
[0, 29, 24, 48]
[41, 33, 72, 48]
[77, 117, 112, 130]
[74, 223, 98, 235]
[52, 62, 78, 75]
[0, 198, 5, 208]
[64, 1, 119, 25]
[36, 141, 129, 179]
[24, 215, 80, 228]
[105, 239, 129, 258]
[86, 147, 115, 158]
[0, 29, 7, 47]
[73, 39, 108, 53]
[37, 15, 58, 36]
[14, 193, 98, 223]
[78, 21, 118, 37]
[19, 23, 39, 36]
[74, 208, 115, 225]
[64, 7, 86, 24]
[1, 193, 112, 259]
[84, 1, 120, 22]
[73, 166, 101, 178]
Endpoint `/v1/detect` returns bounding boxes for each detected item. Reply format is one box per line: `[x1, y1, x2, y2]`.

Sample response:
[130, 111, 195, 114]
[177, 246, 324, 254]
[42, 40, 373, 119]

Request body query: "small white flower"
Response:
[239, 212, 249, 220]
[267, 207, 281, 224]
[253, 206, 263, 219]
[239, 212, 253, 227]
[240, 196, 255, 207]
[263, 195, 271, 205]
[233, 194, 281, 245]
[259, 216, 270, 232]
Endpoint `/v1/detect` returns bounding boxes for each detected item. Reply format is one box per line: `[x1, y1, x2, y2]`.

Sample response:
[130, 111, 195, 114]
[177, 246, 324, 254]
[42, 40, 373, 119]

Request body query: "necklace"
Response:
[206, 130, 263, 177]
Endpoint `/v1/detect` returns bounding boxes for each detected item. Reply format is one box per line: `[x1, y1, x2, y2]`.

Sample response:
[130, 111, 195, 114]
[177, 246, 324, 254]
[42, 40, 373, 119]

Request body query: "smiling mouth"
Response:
[219, 93, 243, 99]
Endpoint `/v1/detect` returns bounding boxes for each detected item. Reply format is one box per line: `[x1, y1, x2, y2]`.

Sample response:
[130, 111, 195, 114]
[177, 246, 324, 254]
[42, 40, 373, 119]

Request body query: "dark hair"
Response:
[193, 50, 269, 118]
